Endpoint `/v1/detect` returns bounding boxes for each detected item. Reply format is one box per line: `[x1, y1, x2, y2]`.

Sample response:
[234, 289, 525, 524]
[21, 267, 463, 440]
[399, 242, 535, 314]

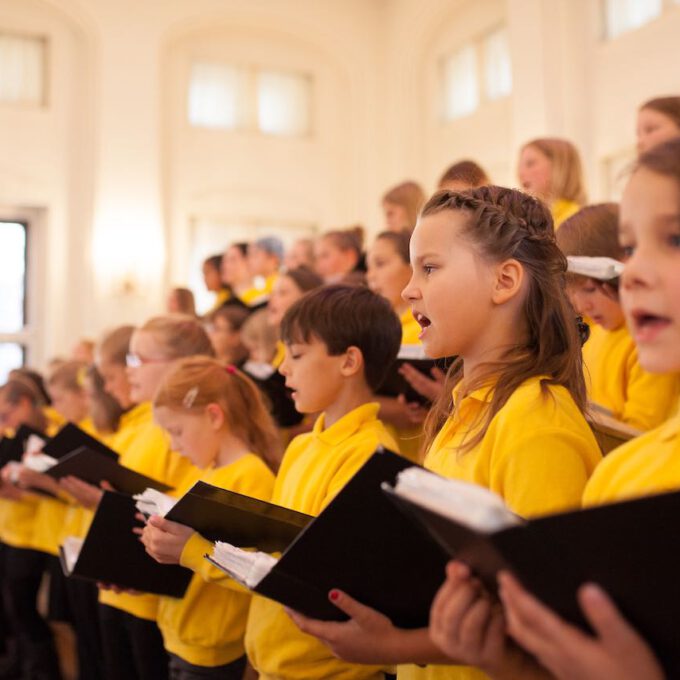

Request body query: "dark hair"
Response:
[204, 254, 223, 272]
[280, 285, 401, 391]
[283, 266, 324, 293]
[375, 230, 410, 264]
[640, 96, 680, 129]
[438, 160, 490, 190]
[230, 242, 248, 257]
[421, 186, 587, 452]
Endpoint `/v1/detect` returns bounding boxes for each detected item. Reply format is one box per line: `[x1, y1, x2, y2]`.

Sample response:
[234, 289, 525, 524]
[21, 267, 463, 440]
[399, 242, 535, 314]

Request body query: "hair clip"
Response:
[183, 386, 199, 409]
[225, 364, 237, 375]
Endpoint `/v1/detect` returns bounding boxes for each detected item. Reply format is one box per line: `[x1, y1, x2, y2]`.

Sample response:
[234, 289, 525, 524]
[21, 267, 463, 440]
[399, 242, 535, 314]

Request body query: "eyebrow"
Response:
[412, 252, 442, 264]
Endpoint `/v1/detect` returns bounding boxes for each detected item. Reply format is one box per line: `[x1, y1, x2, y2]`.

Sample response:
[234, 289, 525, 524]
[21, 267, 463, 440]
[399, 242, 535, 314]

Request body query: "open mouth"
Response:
[414, 312, 431, 329]
[630, 310, 671, 340]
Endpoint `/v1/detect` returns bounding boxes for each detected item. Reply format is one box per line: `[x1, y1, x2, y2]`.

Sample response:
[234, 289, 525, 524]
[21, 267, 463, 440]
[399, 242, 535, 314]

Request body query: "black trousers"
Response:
[168, 653, 246, 680]
[99, 604, 169, 680]
[2, 546, 52, 643]
[65, 578, 103, 680]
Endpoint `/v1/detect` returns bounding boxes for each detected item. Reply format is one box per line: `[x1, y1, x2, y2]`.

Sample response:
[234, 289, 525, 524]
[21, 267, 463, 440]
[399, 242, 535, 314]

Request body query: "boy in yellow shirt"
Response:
[198, 284, 401, 680]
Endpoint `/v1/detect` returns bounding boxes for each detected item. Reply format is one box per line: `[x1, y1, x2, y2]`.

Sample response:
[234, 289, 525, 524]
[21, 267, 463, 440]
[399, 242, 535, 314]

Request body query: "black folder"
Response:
[42, 422, 119, 460]
[0, 424, 45, 466]
[45, 446, 171, 494]
[208, 449, 448, 627]
[59, 490, 191, 597]
[378, 351, 453, 406]
[385, 484, 680, 678]
[165, 481, 311, 552]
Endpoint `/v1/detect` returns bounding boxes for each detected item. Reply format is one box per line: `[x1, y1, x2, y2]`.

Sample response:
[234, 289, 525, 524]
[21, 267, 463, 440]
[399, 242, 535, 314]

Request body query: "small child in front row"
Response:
[286, 186, 602, 680]
[557, 203, 680, 430]
[139, 357, 281, 679]
[148, 285, 403, 680]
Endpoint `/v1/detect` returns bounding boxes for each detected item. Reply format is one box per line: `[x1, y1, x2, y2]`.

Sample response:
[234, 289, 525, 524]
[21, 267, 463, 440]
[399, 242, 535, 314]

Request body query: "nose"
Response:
[401, 271, 420, 302]
[278, 352, 290, 377]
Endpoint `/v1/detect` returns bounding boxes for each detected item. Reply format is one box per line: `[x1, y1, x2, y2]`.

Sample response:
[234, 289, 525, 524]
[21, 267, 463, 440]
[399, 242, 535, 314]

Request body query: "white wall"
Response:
[0, 0, 679, 366]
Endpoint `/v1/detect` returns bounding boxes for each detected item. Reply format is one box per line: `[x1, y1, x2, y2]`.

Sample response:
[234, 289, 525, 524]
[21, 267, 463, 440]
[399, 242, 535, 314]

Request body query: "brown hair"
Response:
[47, 360, 88, 393]
[640, 96, 680, 130]
[281, 284, 402, 391]
[557, 204, 623, 284]
[422, 186, 587, 453]
[0, 377, 48, 431]
[97, 325, 135, 366]
[438, 160, 491, 190]
[283, 266, 324, 294]
[375, 230, 411, 264]
[207, 305, 250, 331]
[169, 288, 196, 317]
[86, 365, 124, 433]
[382, 181, 426, 230]
[523, 138, 587, 206]
[140, 315, 215, 360]
[323, 225, 364, 257]
[636, 136, 680, 183]
[154, 356, 282, 471]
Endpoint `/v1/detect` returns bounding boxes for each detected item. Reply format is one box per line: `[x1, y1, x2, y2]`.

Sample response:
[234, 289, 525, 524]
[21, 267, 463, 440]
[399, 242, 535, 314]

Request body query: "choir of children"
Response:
[1, 95, 680, 680]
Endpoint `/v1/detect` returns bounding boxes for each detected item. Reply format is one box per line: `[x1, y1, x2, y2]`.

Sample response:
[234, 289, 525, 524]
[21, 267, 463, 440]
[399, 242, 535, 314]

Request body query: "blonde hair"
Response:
[169, 288, 197, 317]
[47, 360, 88, 394]
[382, 181, 426, 230]
[241, 310, 278, 362]
[140, 315, 215, 360]
[154, 356, 282, 471]
[523, 138, 587, 206]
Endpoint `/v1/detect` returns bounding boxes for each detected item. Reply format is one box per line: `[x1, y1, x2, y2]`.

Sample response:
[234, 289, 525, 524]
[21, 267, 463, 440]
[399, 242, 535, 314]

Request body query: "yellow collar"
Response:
[313, 402, 380, 446]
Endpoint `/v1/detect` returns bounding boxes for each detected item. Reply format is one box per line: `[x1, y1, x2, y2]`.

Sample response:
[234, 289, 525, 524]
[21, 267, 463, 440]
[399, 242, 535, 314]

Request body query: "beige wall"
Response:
[0, 0, 679, 364]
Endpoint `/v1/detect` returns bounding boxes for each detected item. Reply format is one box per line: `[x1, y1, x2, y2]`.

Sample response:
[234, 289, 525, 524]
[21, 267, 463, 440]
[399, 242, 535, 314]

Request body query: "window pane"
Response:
[256, 70, 311, 136]
[0, 33, 46, 106]
[188, 62, 250, 129]
[0, 343, 24, 383]
[604, 0, 662, 38]
[0, 222, 26, 332]
[484, 28, 512, 100]
[442, 45, 478, 120]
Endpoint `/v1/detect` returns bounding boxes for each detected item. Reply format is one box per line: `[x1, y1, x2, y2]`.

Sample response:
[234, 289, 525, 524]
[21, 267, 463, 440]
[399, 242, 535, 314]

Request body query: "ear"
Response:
[205, 403, 226, 431]
[339, 346, 364, 379]
[491, 258, 525, 305]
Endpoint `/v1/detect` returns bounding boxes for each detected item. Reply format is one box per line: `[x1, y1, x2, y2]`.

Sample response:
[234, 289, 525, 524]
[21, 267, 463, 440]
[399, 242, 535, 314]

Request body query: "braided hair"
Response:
[421, 186, 587, 453]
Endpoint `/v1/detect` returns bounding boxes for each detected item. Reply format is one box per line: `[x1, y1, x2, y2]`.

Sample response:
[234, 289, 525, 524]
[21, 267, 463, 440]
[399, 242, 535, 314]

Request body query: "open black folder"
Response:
[59, 490, 191, 597]
[165, 481, 311, 552]
[385, 478, 680, 678]
[0, 424, 45, 466]
[206, 449, 449, 627]
[42, 422, 119, 460]
[45, 446, 171, 494]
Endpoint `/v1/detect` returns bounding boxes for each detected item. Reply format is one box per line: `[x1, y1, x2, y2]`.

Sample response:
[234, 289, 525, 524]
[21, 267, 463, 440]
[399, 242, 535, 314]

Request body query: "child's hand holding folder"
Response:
[59, 476, 114, 509]
[138, 515, 194, 565]
[498, 572, 664, 680]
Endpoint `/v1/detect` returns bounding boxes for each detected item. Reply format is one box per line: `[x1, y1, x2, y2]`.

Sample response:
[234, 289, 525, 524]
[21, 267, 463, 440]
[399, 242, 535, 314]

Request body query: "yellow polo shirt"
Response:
[158, 454, 274, 667]
[245, 402, 397, 680]
[583, 323, 680, 431]
[583, 412, 680, 506]
[551, 199, 580, 230]
[99, 402, 201, 621]
[398, 376, 601, 680]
